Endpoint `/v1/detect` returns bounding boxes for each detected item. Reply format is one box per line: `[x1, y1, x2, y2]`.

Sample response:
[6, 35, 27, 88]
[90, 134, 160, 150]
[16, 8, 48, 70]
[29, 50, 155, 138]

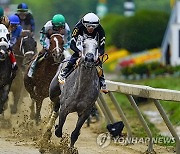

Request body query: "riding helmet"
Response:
[17, 3, 28, 12]
[52, 14, 65, 27]
[9, 14, 20, 24]
[82, 13, 99, 28]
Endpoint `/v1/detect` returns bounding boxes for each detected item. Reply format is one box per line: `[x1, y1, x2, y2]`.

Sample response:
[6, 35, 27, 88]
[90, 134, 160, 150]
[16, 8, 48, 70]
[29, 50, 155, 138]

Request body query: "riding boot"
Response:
[58, 61, 74, 84]
[99, 72, 108, 94]
[27, 49, 48, 78]
[27, 57, 38, 78]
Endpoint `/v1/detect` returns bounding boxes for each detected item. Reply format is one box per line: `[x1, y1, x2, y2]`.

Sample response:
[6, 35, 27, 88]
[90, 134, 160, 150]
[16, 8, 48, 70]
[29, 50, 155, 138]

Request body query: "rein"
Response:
[101, 53, 109, 64]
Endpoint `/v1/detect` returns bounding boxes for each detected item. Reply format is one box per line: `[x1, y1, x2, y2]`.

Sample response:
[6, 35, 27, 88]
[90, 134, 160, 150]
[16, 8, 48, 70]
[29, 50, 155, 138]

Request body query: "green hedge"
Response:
[102, 10, 169, 53]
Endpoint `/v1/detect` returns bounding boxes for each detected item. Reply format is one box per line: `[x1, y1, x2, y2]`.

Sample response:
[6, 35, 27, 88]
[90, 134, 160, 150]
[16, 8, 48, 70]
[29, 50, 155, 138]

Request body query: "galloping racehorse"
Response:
[0, 24, 13, 115]
[24, 33, 64, 124]
[48, 37, 100, 147]
[13, 30, 37, 70]
[10, 30, 37, 114]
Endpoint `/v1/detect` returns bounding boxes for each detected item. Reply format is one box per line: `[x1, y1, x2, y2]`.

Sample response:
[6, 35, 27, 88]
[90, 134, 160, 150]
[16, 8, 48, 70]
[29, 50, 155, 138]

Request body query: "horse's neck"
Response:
[75, 65, 98, 90]
[43, 56, 54, 66]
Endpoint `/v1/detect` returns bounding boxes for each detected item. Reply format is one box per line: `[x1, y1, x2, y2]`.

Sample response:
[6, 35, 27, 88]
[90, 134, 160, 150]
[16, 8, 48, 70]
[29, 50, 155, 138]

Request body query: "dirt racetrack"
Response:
[0, 91, 175, 154]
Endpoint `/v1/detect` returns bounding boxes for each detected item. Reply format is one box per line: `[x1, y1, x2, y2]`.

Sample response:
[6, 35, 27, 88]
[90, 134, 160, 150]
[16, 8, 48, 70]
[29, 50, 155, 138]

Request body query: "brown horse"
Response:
[10, 30, 37, 114]
[24, 33, 64, 124]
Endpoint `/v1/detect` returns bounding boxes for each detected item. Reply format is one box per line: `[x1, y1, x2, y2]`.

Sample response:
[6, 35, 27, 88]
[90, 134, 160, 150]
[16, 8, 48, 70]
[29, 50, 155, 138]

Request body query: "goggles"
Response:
[83, 21, 99, 29]
[86, 24, 98, 29]
[17, 11, 28, 15]
[53, 24, 65, 30]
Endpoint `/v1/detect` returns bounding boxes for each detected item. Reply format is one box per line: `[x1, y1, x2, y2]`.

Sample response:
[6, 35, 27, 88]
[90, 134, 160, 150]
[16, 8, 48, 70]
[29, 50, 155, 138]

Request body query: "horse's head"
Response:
[81, 38, 98, 68]
[20, 30, 37, 63]
[49, 33, 64, 63]
[0, 41, 9, 61]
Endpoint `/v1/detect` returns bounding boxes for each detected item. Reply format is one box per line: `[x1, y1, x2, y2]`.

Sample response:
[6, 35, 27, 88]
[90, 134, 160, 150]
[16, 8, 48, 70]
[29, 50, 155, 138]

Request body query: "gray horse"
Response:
[47, 37, 100, 147]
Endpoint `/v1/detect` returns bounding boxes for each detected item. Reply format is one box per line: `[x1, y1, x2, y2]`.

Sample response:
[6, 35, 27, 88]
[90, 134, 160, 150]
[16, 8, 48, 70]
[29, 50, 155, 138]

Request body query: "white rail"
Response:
[97, 80, 180, 154]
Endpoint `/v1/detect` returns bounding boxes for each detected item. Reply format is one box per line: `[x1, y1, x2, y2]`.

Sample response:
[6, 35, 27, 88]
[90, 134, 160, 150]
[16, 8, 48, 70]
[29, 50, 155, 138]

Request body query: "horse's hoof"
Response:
[55, 127, 62, 138]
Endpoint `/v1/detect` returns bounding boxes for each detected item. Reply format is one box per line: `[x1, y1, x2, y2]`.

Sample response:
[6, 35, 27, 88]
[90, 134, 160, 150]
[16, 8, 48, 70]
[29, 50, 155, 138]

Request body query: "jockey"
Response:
[0, 23, 17, 80]
[8, 14, 22, 72]
[0, 7, 10, 28]
[58, 12, 108, 93]
[15, 3, 35, 34]
[27, 14, 71, 78]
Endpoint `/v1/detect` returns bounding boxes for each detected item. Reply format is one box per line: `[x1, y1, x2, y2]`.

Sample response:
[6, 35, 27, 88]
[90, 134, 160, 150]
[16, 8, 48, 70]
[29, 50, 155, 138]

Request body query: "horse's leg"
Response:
[35, 98, 43, 125]
[45, 72, 61, 131]
[29, 98, 35, 120]
[10, 70, 23, 114]
[41, 109, 59, 143]
[0, 85, 10, 114]
[11, 84, 23, 114]
[49, 69, 61, 110]
[24, 76, 36, 119]
[55, 108, 68, 138]
[70, 109, 91, 147]
[42, 101, 60, 141]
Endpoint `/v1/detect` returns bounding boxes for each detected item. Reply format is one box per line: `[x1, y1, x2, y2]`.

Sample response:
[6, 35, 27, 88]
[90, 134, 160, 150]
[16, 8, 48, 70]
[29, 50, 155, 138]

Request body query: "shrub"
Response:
[102, 10, 169, 53]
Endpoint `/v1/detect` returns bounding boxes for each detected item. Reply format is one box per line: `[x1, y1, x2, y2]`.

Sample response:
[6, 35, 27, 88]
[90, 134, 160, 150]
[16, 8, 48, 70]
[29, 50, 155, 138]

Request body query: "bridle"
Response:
[19, 30, 36, 57]
[49, 33, 64, 62]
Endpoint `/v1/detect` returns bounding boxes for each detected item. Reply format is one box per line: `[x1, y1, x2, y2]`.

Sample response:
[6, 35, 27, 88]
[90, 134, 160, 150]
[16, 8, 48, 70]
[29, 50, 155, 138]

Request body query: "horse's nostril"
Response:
[85, 57, 88, 61]
[85, 53, 94, 62]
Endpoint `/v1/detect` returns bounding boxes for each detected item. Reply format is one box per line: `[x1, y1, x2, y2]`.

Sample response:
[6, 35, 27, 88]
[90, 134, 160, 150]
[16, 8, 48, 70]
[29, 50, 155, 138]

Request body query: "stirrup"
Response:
[100, 85, 109, 94]
[58, 74, 65, 84]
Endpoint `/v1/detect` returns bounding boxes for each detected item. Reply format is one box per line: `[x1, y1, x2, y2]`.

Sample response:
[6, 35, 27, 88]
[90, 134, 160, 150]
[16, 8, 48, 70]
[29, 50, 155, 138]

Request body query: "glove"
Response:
[43, 45, 49, 51]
